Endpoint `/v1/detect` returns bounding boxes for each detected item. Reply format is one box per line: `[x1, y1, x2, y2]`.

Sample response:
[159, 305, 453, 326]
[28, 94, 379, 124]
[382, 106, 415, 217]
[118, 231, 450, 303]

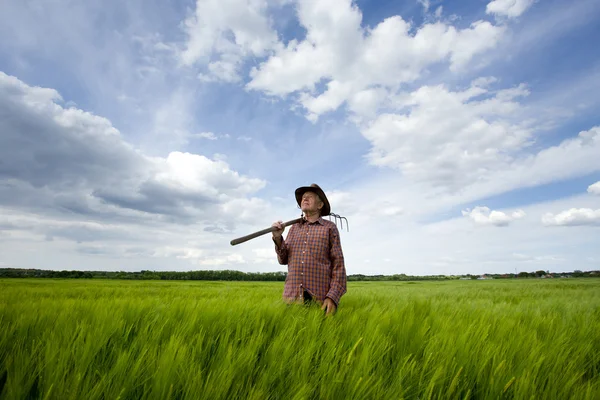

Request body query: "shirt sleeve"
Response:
[326, 224, 347, 305]
[273, 225, 291, 265]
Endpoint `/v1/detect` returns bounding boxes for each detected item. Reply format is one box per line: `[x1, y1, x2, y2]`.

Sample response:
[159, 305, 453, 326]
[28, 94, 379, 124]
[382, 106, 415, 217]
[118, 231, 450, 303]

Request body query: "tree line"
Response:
[0, 268, 598, 281]
[0, 268, 287, 281]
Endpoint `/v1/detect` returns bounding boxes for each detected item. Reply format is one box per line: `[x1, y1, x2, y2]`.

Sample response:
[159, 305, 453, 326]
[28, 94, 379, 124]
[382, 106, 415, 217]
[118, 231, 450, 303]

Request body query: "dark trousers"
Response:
[303, 290, 313, 304]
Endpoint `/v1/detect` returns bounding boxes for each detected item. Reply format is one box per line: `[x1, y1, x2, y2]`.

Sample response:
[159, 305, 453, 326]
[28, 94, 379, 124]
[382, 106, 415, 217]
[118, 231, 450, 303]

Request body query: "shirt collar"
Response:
[302, 216, 325, 225]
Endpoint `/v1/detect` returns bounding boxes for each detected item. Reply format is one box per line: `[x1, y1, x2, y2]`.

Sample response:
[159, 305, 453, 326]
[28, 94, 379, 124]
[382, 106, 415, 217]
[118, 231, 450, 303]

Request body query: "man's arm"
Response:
[325, 224, 347, 305]
[273, 236, 289, 265]
[272, 221, 291, 265]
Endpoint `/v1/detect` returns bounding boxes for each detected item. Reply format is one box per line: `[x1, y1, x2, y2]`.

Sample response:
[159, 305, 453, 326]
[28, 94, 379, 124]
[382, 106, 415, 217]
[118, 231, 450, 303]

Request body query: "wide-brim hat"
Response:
[295, 183, 331, 216]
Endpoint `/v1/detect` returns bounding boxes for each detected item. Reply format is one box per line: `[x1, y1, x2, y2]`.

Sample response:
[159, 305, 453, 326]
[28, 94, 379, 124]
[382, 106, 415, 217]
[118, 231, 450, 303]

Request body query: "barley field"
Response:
[0, 278, 598, 399]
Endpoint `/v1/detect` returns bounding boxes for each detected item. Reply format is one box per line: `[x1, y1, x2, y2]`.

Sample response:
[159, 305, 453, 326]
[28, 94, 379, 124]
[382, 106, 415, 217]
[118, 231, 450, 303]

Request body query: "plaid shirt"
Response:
[274, 217, 347, 305]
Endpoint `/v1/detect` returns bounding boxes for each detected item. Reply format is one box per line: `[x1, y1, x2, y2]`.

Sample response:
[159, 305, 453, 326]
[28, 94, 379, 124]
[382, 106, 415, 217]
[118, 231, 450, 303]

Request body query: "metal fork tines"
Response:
[328, 213, 349, 232]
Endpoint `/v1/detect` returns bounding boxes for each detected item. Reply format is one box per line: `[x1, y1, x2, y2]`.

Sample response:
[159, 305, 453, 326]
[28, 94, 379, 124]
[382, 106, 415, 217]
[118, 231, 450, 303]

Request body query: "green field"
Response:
[0, 278, 599, 399]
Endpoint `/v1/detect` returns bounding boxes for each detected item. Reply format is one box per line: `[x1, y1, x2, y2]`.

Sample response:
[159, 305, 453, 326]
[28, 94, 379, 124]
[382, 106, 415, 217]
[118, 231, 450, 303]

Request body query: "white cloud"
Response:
[462, 206, 526, 226]
[0, 71, 267, 229]
[363, 80, 532, 190]
[495, 127, 600, 194]
[0, 0, 207, 156]
[537, 179, 600, 228]
[0, 71, 289, 272]
[588, 181, 600, 195]
[153, 151, 264, 196]
[486, 0, 535, 18]
[542, 208, 600, 226]
[180, 0, 280, 82]
[361, 76, 600, 200]
[247, 0, 504, 120]
[347, 87, 389, 121]
[248, 0, 364, 97]
[193, 132, 218, 140]
[242, 0, 600, 208]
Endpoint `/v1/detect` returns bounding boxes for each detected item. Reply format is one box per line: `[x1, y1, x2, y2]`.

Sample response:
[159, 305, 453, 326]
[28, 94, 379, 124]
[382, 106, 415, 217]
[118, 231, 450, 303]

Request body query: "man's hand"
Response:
[321, 298, 337, 315]
[272, 220, 285, 239]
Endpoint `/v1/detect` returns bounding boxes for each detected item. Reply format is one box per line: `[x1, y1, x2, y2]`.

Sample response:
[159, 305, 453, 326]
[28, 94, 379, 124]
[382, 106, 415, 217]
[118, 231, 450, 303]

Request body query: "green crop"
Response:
[0, 278, 598, 399]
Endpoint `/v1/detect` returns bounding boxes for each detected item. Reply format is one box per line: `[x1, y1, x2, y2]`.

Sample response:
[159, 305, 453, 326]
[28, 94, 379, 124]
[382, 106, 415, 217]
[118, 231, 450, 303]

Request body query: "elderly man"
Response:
[272, 183, 347, 315]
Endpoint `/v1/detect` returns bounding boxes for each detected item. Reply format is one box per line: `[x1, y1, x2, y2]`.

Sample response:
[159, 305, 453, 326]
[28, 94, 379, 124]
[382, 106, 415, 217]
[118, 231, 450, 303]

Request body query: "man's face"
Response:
[301, 191, 322, 214]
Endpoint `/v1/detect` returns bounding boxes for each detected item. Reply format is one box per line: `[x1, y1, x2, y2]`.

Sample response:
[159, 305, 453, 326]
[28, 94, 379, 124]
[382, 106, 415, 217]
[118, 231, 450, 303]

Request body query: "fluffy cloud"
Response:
[542, 208, 600, 226]
[365, 85, 600, 198]
[242, 0, 600, 203]
[486, 0, 535, 18]
[539, 180, 600, 227]
[462, 206, 526, 226]
[588, 181, 600, 195]
[0, 72, 266, 231]
[241, 0, 600, 204]
[180, 0, 280, 82]
[487, 127, 600, 197]
[363, 80, 532, 190]
[247, 0, 504, 120]
[0, 0, 205, 154]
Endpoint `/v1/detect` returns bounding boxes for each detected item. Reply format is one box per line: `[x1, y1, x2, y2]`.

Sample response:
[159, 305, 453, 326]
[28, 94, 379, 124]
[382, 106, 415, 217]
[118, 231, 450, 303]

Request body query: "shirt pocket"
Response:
[312, 227, 330, 260]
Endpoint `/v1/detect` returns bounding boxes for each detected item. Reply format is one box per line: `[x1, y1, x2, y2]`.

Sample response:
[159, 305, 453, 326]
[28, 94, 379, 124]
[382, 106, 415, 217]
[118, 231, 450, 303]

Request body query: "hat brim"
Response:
[295, 185, 331, 216]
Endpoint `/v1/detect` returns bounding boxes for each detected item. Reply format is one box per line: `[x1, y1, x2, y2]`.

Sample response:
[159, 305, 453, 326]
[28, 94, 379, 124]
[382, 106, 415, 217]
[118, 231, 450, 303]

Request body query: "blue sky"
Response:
[1, 0, 599, 275]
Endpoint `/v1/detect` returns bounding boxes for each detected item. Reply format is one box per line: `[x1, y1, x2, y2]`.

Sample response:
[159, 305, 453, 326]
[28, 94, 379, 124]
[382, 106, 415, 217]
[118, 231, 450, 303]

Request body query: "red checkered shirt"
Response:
[274, 217, 347, 305]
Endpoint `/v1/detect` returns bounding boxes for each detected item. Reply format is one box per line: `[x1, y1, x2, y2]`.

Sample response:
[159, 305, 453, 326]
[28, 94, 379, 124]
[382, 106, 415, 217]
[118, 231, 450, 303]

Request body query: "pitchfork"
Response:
[230, 213, 349, 246]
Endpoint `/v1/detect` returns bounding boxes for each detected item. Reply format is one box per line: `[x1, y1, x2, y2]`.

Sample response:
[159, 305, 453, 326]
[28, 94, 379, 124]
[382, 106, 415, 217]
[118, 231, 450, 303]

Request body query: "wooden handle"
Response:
[230, 217, 303, 246]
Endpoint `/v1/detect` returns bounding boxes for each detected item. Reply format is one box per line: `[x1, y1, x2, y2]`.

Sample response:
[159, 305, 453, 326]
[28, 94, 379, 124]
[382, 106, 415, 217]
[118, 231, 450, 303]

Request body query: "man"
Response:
[272, 183, 347, 315]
